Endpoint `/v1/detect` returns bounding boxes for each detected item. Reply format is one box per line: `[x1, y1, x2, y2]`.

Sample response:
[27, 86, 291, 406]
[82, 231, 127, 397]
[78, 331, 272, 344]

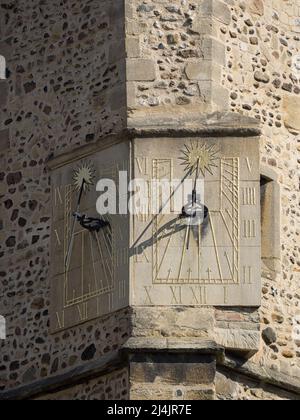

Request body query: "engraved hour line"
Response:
[81, 231, 84, 298]
[99, 228, 113, 279]
[208, 213, 224, 281]
[95, 231, 110, 288]
[225, 252, 234, 279]
[54, 229, 61, 246]
[77, 302, 88, 321]
[54, 187, 63, 206]
[56, 311, 65, 329]
[198, 222, 202, 279]
[64, 184, 73, 307]
[220, 211, 236, 249]
[90, 232, 101, 292]
[155, 225, 173, 281]
[178, 225, 189, 281]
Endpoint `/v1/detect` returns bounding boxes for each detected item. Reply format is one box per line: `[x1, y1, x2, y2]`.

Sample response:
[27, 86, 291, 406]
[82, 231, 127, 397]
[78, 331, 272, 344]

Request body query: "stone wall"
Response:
[221, 0, 300, 381]
[0, 0, 299, 400]
[0, 0, 129, 393]
[34, 368, 129, 400]
[125, 0, 300, 388]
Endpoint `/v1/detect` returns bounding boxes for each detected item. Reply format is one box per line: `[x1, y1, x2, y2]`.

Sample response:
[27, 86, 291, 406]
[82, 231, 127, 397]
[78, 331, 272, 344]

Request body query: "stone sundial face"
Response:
[132, 136, 261, 308]
[50, 144, 130, 332]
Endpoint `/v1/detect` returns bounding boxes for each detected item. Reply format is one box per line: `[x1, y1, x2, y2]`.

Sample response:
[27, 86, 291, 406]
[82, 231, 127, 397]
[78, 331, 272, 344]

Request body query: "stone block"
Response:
[201, 37, 226, 66]
[127, 81, 137, 109]
[130, 354, 216, 385]
[214, 328, 260, 353]
[199, 0, 231, 25]
[184, 387, 215, 400]
[282, 95, 300, 133]
[127, 59, 156, 81]
[185, 60, 221, 81]
[198, 80, 229, 110]
[130, 385, 174, 400]
[191, 18, 218, 37]
[126, 37, 141, 58]
[131, 307, 215, 337]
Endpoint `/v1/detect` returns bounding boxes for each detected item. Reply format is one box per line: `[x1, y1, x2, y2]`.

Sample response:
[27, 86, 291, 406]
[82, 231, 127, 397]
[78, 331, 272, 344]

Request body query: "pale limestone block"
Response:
[191, 17, 218, 37]
[199, 0, 231, 25]
[127, 81, 137, 108]
[185, 60, 221, 82]
[283, 95, 300, 133]
[126, 36, 141, 58]
[127, 58, 156, 81]
[214, 328, 260, 352]
[201, 37, 226, 66]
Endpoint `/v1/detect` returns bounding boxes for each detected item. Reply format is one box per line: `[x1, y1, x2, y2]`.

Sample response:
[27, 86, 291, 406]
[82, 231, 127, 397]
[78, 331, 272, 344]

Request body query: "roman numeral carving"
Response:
[170, 286, 182, 304]
[144, 286, 153, 305]
[135, 157, 149, 175]
[243, 220, 256, 238]
[54, 229, 61, 246]
[243, 266, 253, 284]
[224, 286, 228, 304]
[190, 286, 207, 305]
[245, 157, 253, 173]
[242, 187, 256, 205]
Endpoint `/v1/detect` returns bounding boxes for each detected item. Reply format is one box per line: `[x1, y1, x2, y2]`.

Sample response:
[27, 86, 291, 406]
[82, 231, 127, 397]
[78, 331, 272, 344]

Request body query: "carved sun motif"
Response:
[180, 142, 219, 176]
[73, 162, 95, 192]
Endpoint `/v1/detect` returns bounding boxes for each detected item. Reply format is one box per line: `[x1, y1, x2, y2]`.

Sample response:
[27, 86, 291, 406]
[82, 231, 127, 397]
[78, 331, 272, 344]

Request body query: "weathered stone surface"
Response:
[214, 328, 260, 353]
[0, 129, 9, 152]
[248, 0, 264, 16]
[126, 37, 141, 58]
[282, 95, 300, 133]
[199, 0, 231, 25]
[185, 61, 221, 81]
[127, 59, 156, 81]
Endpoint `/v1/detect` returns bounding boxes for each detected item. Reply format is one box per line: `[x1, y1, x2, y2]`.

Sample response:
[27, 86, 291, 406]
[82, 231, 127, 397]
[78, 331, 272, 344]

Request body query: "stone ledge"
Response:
[47, 111, 261, 170]
[219, 356, 300, 396]
[0, 351, 123, 401]
[122, 337, 225, 360]
[214, 328, 260, 355]
[128, 109, 262, 137]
